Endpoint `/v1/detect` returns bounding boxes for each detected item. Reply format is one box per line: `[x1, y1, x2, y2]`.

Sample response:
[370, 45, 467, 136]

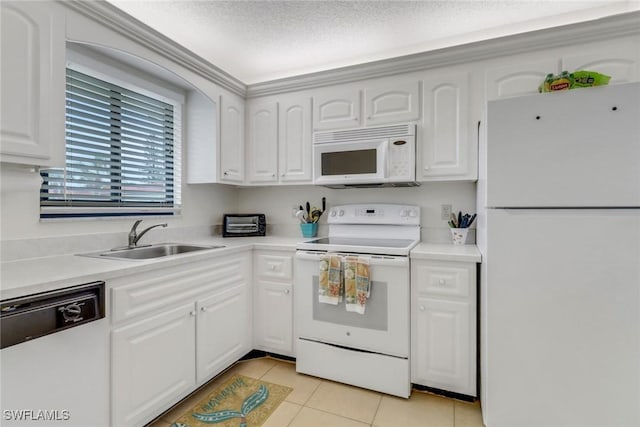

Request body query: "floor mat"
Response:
[169, 374, 292, 427]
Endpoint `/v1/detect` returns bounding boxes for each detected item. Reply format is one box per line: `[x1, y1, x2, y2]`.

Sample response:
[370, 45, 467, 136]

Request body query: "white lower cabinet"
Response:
[411, 259, 477, 396]
[111, 303, 196, 427]
[253, 250, 294, 356]
[196, 284, 250, 383]
[110, 251, 252, 427]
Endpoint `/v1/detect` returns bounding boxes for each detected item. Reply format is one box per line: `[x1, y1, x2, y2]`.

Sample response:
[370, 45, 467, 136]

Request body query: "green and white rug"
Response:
[170, 374, 292, 427]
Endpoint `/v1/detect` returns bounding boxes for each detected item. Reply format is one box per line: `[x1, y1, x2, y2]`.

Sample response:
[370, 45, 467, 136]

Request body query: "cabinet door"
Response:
[562, 43, 639, 84]
[313, 89, 361, 130]
[412, 297, 473, 395]
[112, 303, 196, 427]
[364, 80, 420, 126]
[0, 1, 65, 166]
[247, 101, 278, 183]
[486, 59, 559, 100]
[254, 281, 293, 355]
[220, 94, 245, 183]
[279, 95, 312, 182]
[421, 72, 473, 179]
[196, 284, 250, 383]
[186, 91, 219, 183]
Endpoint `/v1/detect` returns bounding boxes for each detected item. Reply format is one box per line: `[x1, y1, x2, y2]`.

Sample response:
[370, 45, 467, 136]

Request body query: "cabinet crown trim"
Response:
[246, 11, 640, 97]
[62, 0, 247, 97]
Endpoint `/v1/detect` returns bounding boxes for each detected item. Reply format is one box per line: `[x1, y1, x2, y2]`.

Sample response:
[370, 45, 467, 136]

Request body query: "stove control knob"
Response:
[338, 210, 345, 217]
[330, 210, 337, 217]
[409, 209, 418, 218]
[400, 209, 408, 217]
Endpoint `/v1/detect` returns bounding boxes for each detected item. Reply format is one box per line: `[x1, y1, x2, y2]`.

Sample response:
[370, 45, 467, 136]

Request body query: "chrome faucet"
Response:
[128, 220, 168, 248]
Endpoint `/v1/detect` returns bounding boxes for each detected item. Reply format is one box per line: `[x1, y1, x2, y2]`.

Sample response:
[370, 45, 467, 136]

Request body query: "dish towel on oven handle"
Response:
[345, 256, 371, 314]
[319, 254, 343, 304]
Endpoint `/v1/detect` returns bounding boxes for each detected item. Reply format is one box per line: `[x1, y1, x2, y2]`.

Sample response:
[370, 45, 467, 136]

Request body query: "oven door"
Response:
[313, 139, 388, 185]
[294, 250, 409, 358]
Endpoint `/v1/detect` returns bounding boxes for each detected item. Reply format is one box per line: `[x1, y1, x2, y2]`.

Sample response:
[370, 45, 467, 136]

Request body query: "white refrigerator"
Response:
[479, 82, 640, 427]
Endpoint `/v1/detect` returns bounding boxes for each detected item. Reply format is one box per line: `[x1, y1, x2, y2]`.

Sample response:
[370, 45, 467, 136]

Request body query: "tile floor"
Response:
[147, 357, 485, 427]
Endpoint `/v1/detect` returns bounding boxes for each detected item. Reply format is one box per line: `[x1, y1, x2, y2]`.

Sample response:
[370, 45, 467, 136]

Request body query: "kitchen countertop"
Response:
[1, 236, 481, 300]
[410, 243, 482, 263]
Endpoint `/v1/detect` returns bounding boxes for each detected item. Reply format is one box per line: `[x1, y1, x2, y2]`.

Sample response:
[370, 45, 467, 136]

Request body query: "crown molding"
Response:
[246, 11, 640, 98]
[59, 1, 639, 100]
[61, 0, 247, 97]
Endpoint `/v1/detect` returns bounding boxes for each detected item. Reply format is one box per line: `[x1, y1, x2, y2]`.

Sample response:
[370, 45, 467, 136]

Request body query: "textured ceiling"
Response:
[107, 0, 639, 84]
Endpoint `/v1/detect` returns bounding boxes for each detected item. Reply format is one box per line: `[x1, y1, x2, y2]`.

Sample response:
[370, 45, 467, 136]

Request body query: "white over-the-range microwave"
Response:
[313, 123, 418, 188]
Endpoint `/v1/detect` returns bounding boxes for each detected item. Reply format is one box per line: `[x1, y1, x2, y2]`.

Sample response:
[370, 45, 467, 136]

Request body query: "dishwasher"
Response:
[1, 281, 109, 426]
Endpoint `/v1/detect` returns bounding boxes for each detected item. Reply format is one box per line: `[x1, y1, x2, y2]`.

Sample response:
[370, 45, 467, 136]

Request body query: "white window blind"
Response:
[40, 68, 181, 218]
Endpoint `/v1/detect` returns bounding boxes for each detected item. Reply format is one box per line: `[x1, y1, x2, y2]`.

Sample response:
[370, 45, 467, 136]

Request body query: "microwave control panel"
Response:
[388, 138, 415, 181]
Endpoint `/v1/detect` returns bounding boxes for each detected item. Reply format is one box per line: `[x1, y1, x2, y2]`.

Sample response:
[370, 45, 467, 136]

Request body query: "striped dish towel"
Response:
[319, 254, 343, 304]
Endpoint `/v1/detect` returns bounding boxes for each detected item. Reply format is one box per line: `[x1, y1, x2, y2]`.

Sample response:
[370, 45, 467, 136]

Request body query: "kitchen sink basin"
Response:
[81, 243, 225, 260]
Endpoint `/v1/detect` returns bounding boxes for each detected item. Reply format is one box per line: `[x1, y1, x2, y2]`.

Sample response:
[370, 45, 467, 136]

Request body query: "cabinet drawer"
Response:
[110, 252, 251, 324]
[412, 261, 474, 298]
[256, 254, 293, 280]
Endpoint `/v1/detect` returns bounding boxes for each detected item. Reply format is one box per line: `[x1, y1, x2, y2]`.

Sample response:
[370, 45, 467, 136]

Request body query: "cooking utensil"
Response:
[321, 197, 326, 213]
[306, 202, 311, 217]
[311, 209, 322, 223]
[295, 210, 307, 223]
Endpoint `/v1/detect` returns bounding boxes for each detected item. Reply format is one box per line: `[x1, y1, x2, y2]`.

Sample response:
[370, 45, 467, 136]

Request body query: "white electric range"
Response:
[294, 203, 420, 398]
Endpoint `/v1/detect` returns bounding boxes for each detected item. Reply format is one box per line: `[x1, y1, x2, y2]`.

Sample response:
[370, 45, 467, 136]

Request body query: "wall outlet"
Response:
[441, 204, 452, 221]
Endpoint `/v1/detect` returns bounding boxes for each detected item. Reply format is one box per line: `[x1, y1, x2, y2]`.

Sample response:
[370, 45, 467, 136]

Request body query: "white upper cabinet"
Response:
[364, 80, 420, 126]
[186, 91, 219, 184]
[421, 72, 476, 180]
[313, 88, 361, 130]
[247, 101, 279, 183]
[486, 59, 559, 100]
[220, 93, 245, 183]
[246, 94, 312, 185]
[562, 42, 639, 84]
[279, 94, 312, 182]
[0, 1, 65, 166]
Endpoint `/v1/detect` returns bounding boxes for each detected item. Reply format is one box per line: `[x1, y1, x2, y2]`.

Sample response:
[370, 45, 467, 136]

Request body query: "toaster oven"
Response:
[223, 214, 266, 237]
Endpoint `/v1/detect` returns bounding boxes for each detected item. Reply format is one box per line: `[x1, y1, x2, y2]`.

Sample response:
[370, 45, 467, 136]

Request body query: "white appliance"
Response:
[295, 204, 420, 398]
[479, 83, 640, 427]
[0, 282, 109, 427]
[312, 124, 418, 187]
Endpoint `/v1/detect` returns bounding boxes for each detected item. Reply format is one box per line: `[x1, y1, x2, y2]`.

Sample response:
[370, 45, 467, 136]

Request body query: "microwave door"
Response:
[314, 139, 387, 185]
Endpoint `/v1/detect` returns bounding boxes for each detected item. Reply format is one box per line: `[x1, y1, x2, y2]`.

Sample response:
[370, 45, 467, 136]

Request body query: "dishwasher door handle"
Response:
[0, 281, 105, 349]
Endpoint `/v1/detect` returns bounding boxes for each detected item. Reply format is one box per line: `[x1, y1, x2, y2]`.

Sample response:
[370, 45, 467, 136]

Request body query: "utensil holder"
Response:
[450, 228, 469, 245]
[300, 223, 318, 238]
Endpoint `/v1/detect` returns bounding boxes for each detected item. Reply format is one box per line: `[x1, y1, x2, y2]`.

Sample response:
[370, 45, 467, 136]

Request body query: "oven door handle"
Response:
[295, 251, 409, 267]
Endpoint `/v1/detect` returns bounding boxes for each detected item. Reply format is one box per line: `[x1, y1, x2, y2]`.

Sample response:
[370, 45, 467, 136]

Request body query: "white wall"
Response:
[236, 182, 476, 242]
[0, 163, 237, 241]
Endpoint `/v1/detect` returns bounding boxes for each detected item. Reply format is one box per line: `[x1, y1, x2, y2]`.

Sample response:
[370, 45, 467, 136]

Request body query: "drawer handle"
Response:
[201, 307, 208, 312]
[438, 279, 446, 285]
[269, 264, 276, 270]
[284, 289, 290, 295]
[190, 311, 197, 317]
[419, 305, 425, 311]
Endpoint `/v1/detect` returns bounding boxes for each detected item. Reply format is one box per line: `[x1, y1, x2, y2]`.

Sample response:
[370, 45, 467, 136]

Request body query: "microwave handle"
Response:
[380, 140, 389, 178]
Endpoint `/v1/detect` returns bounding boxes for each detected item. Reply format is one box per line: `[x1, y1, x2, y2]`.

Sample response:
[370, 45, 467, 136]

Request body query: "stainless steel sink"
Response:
[80, 243, 225, 260]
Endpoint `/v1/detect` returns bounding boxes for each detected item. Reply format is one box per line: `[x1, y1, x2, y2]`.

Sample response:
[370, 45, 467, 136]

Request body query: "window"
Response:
[40, 68, 181, 218]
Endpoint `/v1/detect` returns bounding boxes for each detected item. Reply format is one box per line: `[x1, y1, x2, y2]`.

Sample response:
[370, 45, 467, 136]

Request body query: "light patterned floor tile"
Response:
[373, 391, 455, 427]
[261, 401, 303, 427]
[227, 356, 279, 379]
[289, 407, 371, 427]
[454, 400, 485, 427]
[260, 361, 322, 405]
[305, 380, 382, 423]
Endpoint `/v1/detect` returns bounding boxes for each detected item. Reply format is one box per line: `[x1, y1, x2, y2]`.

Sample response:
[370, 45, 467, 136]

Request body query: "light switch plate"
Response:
[441, 204, 452, 221]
